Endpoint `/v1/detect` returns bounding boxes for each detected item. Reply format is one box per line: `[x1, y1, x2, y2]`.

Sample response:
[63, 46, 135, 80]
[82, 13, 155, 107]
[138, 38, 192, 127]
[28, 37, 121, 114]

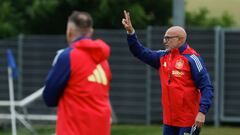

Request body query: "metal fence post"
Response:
[214, 26, 221, 127]
[146, 26, 152, 125]
[17, 34, 30, 119]
[173, 0, 185, 26]
[220, 29, 225, 121]
[17, 34, 24, 100]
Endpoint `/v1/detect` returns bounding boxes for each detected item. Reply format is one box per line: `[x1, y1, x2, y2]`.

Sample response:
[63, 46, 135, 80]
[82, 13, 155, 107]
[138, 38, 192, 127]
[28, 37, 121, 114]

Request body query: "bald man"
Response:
[122, 10, 213, 135]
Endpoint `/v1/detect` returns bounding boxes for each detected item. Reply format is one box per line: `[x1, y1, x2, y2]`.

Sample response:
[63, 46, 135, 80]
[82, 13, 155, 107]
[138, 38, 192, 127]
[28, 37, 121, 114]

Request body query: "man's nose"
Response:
[163, 39, 167, 45]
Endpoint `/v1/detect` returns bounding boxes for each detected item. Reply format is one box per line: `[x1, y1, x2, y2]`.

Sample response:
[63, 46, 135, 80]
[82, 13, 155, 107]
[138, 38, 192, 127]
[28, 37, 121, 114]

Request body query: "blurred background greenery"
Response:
[0, 0, 236, 38]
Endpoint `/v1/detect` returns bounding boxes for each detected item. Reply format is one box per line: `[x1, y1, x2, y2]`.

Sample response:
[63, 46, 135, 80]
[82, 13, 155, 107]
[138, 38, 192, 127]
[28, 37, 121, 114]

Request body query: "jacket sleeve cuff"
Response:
[199, 104, 209, 114]
[127, 32, 137, 43]
[127, 29, 135, 35]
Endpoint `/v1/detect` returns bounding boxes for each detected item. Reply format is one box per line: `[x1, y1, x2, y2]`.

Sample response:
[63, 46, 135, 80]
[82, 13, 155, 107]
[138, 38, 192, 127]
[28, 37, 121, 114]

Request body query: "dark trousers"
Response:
[163, 124, 191, 135]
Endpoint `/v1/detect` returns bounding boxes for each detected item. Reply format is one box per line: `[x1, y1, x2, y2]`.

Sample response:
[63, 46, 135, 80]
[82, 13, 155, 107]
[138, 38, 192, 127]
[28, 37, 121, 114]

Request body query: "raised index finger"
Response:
[124, 10, 128, 20]
[124, 10, 131, 22]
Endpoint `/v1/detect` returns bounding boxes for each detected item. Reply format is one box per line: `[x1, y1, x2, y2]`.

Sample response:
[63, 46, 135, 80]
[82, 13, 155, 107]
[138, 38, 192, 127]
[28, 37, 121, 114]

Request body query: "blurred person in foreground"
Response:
[122, 10, 213, 135]
[42, 11, 112, 135]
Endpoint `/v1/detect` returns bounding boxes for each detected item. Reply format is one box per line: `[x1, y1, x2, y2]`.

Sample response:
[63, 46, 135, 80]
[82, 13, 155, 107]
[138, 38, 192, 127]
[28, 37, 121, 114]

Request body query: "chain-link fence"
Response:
[0, 27, 239, 127]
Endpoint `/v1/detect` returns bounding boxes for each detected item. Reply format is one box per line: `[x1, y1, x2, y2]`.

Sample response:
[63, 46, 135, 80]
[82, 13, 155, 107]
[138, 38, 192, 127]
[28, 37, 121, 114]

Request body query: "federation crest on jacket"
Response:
[175, 58, 184, 69]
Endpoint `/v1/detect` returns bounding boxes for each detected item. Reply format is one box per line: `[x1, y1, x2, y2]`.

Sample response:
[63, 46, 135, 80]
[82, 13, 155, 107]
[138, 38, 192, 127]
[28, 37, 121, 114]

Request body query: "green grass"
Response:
[1, 125, 240, 135]
[111, 125, 162, 135]
[0, 125, 55, 135]
[186, 0, 240, 26]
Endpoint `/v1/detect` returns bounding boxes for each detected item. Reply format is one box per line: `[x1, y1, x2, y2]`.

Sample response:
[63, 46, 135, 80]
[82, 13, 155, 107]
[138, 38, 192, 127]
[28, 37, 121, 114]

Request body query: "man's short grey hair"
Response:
[68, 11, 93, 34]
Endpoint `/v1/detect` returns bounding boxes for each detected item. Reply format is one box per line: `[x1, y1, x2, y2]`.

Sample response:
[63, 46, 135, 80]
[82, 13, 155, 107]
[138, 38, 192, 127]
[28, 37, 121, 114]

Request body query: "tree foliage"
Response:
[0, 0, 236, 39]
[186, 7, 235, 27]
[0, 0, 172, 38]
[0, 1, 22, 38]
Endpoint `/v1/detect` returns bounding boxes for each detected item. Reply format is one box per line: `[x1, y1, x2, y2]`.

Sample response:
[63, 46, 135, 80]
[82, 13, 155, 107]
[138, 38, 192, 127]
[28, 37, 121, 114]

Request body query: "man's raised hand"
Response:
[122, 10, 134, 34]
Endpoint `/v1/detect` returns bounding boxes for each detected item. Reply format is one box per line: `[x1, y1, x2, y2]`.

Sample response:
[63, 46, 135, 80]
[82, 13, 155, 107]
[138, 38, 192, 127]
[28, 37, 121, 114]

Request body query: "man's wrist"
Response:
[127, 29, 135, 35]
[198, 111, 205, 115]
[199, 104, 209, 114]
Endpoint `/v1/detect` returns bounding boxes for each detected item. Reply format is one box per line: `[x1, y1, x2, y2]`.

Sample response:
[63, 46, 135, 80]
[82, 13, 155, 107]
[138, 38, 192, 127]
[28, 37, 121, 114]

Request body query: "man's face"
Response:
[163, 31, 181, 50]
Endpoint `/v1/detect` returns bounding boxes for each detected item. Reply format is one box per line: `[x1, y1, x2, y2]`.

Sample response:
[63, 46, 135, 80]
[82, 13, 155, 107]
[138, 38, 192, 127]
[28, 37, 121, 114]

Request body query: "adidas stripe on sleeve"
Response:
[190, 54, 203, 72]
[184, 54, 214, 114]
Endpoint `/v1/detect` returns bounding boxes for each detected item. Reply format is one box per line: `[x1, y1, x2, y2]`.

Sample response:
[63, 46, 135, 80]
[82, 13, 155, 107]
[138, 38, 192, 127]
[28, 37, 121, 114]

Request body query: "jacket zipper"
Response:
[167, 52, 173, 124]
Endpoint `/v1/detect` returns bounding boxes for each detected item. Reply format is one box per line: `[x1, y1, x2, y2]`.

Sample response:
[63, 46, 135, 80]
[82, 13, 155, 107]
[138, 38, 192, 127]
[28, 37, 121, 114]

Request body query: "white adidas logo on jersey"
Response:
[88, 64, 107, 85]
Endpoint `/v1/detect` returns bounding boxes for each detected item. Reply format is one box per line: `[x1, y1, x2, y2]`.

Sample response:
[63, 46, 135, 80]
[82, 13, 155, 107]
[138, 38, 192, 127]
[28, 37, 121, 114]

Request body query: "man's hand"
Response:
[122, 10, 134, 34]
[194, 112, 205, 128]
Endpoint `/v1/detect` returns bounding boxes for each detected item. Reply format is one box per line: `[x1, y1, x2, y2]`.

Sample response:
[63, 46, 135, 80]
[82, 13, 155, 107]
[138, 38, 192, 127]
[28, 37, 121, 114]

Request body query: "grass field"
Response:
[1, 125, 240, 135]
[186, 0, 240, 26]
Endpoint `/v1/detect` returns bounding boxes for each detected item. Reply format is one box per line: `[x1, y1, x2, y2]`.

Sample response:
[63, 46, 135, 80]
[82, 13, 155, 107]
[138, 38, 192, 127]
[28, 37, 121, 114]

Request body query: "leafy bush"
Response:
[186, 7, 235, 27]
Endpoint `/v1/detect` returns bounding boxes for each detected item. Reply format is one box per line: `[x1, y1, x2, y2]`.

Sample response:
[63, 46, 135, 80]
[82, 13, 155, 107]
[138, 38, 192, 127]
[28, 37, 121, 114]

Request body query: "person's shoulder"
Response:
[156, 49, 168, 55]
[52, 48, 73, 65]
[58, 48, 73, 59]
[156, 49, 168, 53]
[182, 45, 203, 64]
[94, 39, 109, 45]
[183, 45, 200, 56]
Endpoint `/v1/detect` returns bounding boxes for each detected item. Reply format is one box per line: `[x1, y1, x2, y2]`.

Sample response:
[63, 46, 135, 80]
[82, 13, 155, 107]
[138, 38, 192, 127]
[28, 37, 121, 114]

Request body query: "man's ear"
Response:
[66, 26, 74, 43]
[68, 31, 73, 38]
[91, 28, 94, 35]
[67, 22, 76, 38]
[179, 37, 185, 45]
[86, 28, 94, 37]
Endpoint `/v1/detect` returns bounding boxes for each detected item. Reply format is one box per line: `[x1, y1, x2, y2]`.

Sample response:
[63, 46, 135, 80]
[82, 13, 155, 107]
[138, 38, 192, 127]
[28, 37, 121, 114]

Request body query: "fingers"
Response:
[194, 121, 203, 128]
[194, 112, 205, 128]
[122, 10, 134, 33]
[195, 119, 204, 128]
[124, 10, 128, 21]
[123, 10, 131, 23]
[122, 19, 127, 26]
[123, 10, 128, 25]
[127, 12, 131, 22]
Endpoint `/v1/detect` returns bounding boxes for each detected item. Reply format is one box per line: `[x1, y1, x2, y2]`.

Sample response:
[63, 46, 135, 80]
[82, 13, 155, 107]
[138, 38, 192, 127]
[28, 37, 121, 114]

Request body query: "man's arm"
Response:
[186, 54, 214, 127]
[127, 33, 167, 69]
[189, 54, 213, 114]
[42, 48, 72, 107]
[122, 10, 166, 69]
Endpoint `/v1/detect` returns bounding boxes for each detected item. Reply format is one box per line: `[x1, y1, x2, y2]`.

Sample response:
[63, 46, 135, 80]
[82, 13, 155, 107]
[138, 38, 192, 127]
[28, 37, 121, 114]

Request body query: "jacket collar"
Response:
[169, 43, 188, 54]
[70, 36, 91, 47]
[178, 43, 188, 53]
[72, 36, 90, 43]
